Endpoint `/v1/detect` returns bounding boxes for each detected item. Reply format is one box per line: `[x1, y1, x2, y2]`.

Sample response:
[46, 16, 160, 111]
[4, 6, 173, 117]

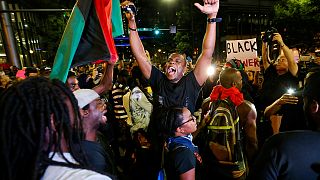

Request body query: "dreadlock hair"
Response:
[0, 77, 90, 180]
[156, 107, 184, 139]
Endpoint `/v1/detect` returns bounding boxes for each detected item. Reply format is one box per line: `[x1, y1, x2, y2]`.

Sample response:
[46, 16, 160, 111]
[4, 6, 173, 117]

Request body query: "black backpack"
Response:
[205, 98, 246, 178]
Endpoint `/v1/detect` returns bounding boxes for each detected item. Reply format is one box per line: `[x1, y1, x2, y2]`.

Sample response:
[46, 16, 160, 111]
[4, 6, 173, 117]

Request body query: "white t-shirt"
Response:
[41, 152, 111, 180]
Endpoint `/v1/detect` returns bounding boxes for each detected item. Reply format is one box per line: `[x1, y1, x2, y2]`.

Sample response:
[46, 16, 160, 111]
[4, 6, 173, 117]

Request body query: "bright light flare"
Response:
[207, 65, 216, 76]
[287, 88, 295, 95]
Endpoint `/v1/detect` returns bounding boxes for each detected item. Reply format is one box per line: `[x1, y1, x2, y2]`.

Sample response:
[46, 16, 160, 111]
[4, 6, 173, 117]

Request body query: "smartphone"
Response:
[122, 5, 137, 15]
[287, 88, 295, 95]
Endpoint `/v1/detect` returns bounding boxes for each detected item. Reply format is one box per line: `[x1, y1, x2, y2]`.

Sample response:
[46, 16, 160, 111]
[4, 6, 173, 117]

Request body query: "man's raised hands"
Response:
[194, 0, 219, 17]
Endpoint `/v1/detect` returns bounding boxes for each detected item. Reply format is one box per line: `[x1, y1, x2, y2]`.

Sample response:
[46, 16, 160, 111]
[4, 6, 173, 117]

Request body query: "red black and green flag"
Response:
[50, 0, 123, 82]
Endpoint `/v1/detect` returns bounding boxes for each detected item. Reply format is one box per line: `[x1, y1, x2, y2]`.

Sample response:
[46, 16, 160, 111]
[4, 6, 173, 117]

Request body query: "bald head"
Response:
[219, 68, 242, 89]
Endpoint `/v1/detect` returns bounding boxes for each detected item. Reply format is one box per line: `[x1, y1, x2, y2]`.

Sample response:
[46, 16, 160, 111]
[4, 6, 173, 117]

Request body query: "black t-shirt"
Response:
[165, 146, 196, 180]
[260, 65, 306, 131]
[260, 65, 299, 107]
[81, 140, 114, 174]
[149, 66, 201, 114]
[250, 131, 320, 180]
[147, 66, 201, 178]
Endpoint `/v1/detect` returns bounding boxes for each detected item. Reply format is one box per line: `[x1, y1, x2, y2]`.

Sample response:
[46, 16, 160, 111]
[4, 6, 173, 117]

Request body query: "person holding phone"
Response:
[261, 32, 305, 133]
[249, 70, 320, 179]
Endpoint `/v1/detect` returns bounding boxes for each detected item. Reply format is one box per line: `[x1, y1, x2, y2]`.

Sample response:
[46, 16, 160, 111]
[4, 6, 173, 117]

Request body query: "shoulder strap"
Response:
[209, 99, 222, 116]
[222, 99, 239, 123]
[223, 98, 242, 143]
[161, 144, 187, 168]
[171, 145, 187, 152]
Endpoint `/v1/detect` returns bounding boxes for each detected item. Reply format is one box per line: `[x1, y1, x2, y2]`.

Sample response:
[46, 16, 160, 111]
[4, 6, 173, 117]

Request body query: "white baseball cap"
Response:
[73, 89, 99, 108]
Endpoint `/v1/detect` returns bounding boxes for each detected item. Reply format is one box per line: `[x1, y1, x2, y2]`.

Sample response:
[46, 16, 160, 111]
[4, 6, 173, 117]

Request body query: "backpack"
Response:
[205, 98, 246, 178]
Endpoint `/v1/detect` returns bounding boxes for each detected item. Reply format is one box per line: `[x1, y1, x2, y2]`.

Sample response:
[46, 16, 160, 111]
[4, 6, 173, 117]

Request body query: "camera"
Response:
[262, 27, 278, 43]
[262, 27, 280, 64]
[122, 5, 137, 15]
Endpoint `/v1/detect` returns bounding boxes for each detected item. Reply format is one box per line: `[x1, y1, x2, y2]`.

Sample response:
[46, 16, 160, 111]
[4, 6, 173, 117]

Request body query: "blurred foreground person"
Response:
[0, 77, 112, 180]
[249, 70, 320, 179]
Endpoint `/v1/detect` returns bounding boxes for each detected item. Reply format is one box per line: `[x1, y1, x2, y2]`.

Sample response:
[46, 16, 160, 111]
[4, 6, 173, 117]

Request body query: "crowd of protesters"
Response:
[1, 0, 320, 179]
[1, 36, 320, 180]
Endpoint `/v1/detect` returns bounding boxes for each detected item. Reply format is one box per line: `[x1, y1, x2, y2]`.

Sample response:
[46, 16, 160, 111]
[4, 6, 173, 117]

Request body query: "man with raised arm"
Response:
[122, 0, 220, 114]
[122, 1, 220, 178]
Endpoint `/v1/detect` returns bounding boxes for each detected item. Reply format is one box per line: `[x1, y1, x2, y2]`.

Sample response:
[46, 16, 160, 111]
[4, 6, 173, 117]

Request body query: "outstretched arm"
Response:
[261, 32, 270, 71]
[122, 1, 152, 79]
[193, 0, 219, 86]
[264, 93, 298, 118]
[93, 62, 114, 95]
[273, 33, 298, 76]
[261, 42, 270, 71]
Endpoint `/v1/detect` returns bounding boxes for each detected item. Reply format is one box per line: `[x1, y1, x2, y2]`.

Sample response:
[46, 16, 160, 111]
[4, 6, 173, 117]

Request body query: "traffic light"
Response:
[154, 29, 160, 35]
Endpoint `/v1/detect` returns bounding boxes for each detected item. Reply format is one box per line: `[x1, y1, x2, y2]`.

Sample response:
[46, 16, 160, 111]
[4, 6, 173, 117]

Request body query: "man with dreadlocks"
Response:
[0, 77, 112, 180]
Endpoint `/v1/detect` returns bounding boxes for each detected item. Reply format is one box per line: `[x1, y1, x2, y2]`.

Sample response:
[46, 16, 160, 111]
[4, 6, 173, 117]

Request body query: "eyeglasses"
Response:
[179, 116, 196, 127]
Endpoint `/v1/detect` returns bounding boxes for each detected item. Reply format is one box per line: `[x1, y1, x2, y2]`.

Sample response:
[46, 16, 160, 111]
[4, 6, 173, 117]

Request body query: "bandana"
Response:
[210, 85, 244, 106]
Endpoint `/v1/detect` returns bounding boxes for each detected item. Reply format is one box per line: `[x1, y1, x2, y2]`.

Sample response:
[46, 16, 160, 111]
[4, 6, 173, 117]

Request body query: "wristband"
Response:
[129, 27, 137, 31]
[207, 18, 222, 23]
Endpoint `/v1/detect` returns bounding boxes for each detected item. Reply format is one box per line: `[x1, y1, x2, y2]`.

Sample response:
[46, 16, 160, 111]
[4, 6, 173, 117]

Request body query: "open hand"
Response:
[277, 93, 299, 106]
[194, 0, 219, 17]
[272, 33, 284, 45]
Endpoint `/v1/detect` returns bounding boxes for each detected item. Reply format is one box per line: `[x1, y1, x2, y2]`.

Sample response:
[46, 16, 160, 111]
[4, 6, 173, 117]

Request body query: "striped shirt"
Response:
[111, 82, 130, 121]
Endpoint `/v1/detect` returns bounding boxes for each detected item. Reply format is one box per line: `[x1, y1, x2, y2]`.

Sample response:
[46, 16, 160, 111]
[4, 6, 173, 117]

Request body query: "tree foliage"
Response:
[173, 32, 192, 55]
[274, 0, 320, 51]
[174, 0, 204, 56]
[38, 13, 69, 63]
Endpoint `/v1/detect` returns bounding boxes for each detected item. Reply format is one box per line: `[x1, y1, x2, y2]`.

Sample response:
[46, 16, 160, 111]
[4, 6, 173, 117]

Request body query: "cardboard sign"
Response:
[226, 38, 260, 71]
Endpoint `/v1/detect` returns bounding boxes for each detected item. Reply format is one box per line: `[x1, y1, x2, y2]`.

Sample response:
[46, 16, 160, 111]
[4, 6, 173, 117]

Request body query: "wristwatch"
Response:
[207, 18, 222, 23]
